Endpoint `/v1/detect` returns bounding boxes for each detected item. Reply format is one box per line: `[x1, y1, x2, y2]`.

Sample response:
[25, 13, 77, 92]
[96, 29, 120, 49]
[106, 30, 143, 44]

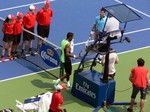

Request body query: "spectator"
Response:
[53, 32, 78, 88]
[12, 12, 23, 58]
[101, 48, 119, 79]
[127, 58, 149, 112]
[36, 0, 53, 52]
[49, 84, 67, 112]
[21, 5, 37, 58]
[1, 14, 15, 62]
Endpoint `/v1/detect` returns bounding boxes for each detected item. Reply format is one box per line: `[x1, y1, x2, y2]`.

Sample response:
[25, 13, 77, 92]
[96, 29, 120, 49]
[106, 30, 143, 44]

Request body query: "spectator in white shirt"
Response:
[101, 48, 119, 79]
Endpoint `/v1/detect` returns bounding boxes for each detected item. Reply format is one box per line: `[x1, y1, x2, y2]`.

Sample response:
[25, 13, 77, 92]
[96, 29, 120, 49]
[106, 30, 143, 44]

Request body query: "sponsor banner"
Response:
[72, 70, 115, 107]
[40, 45, 60, 67]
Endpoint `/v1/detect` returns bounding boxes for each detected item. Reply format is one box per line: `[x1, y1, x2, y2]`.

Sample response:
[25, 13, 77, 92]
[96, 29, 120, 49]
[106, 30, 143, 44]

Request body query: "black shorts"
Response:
[108, 73, 115, 79]
[49, 109, 54, 112]
[131, 85, 147, 99]
[3, 34, 14, 42]
[23, 27, 35, 41]
[13, 33, 21, 45]
[62, 62, 72, 75]
[37, 24, 50, 38]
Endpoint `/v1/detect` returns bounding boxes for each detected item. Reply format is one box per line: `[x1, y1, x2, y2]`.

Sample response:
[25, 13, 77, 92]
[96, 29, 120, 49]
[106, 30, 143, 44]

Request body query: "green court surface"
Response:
[0, 47, 150, 112]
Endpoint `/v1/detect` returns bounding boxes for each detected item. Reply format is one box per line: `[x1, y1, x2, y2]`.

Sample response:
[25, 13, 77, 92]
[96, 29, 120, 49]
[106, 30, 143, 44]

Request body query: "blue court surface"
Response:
[0, 0, 150, 81]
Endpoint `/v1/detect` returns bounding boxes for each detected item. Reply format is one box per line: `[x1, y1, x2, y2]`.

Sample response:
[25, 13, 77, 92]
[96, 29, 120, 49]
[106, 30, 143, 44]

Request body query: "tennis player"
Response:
[36, 0, 53, 52]
[21, 5, 37, 58]
[12, 12, 23, 58]
[53, 32, 78, 88]
[1, 14, 15, 62]
[49, 84, 67, 112]
[86, 8, 106, 46]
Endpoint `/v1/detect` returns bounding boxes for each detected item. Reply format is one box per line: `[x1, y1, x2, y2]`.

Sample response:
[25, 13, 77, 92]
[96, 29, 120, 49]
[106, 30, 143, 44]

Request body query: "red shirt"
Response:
[23, 12, 36, 29]
[3, 22, 14, 35]
[37, 7, 53, 26]
[14, 19, 23, 35]
[50, 91, 63, 112]
[131, 66, 149, 88]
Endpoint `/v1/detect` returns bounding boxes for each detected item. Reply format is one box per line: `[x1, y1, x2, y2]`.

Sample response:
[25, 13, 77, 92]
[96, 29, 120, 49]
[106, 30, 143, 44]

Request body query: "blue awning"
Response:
[104, 4, 142, 23]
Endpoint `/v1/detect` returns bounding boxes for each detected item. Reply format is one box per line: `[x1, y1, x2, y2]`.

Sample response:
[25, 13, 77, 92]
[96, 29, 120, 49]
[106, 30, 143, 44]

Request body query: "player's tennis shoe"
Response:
[1, 57, 5, 62]
[127, 108, 133, 112]
[67, 82, 72, 88]
[29, 51, 35, 56]
[53, 80, 59, 88]
[21, 53, 26, 58]
[7, 56, 13, 61]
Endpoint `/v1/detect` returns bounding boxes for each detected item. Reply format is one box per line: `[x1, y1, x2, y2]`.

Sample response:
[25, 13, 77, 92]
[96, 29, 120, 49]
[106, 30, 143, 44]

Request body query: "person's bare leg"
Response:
[94, 32, 99, 42]
[139, 99, 145, 112]
[128, 98, 135, 110]
[1, 42, 7, 57]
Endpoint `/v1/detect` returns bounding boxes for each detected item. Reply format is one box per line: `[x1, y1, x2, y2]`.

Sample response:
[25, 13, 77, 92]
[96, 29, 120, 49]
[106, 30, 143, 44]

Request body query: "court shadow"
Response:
[31, 79, 54, 89]
[103, 105, 128, 112]
[37, 72, 56, 80]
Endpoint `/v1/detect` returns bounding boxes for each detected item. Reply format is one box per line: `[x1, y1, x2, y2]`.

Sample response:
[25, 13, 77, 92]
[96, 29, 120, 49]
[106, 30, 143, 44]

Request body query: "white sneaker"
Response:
[53, 80, 59, 88]
[67, 82, 72, 88]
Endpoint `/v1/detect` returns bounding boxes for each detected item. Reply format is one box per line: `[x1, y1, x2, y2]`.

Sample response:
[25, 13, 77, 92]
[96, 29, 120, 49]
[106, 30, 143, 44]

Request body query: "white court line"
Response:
[115, 0, 150, 18]
[1, 45, 150, 83]
[117, 45, 150, 55]
[74, 27, 150, 46]
[0, 0, 56, 12]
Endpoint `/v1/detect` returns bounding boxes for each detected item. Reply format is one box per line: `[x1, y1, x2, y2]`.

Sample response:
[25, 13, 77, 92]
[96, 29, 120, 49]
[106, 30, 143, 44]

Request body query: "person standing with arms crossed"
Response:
[1, 14, 15, 62]
[127, 58, 149, 112]
[53, 32, 78, 88]
[21, 5, 37, 58]
[49, 84, 67, 112]
[36, 0, 53, 52]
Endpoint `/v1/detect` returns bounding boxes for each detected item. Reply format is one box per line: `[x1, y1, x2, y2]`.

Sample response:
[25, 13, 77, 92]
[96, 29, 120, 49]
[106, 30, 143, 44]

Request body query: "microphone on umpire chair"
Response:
[123, 37, 131, 43]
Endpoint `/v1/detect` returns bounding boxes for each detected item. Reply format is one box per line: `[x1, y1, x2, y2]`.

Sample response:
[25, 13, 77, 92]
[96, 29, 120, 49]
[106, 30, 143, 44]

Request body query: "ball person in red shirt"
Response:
[12, 12, 23, 58]
[1, 14, 15, 62]
[21, 5, 37, 58]
[36, 0, 53, 52]
[127, 58, 149, 112]
[49, 84, 67, 112]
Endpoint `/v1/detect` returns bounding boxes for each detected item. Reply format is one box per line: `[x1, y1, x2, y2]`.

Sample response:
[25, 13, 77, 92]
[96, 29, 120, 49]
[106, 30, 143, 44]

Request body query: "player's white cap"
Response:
[17, 12, 23, 18]
[29, 5, 36, 10]
[56, 84, 66, 90]
[8, 14, 14, 19]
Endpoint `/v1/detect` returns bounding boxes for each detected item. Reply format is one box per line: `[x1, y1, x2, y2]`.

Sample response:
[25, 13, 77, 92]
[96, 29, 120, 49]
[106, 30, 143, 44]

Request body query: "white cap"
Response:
[29, 5, 36, 10]
[17, 12, 23, 18]
[8, 14, 12, 19]
[56, 84, 66, 90]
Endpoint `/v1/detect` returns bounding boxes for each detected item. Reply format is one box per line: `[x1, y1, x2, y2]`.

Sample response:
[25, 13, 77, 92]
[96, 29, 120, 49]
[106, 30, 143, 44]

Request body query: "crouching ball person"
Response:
[49, 84, 67, 112]
[127, 58, 149, 112]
